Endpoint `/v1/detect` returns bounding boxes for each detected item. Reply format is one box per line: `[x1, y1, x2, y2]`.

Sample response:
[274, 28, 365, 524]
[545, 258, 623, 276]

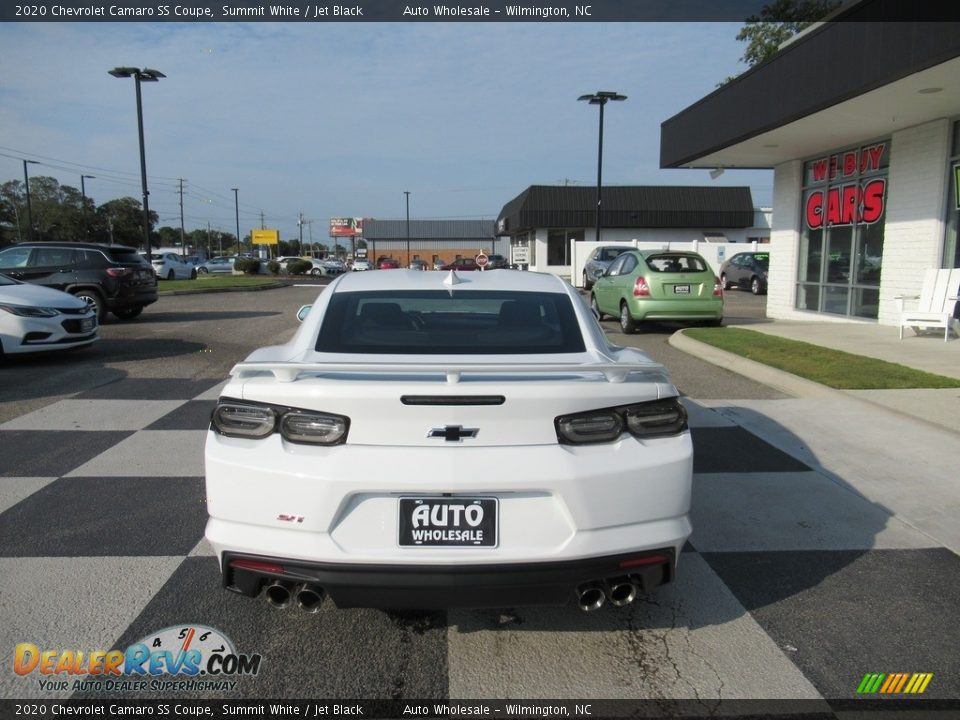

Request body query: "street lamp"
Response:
[80, 175, 95, 241]
[404, 191, 411, 266]
[577, 90, 626, 244]
[109, 66, 165, 258]
[232, 188, 240, 254]
[22, 159, 39, 242]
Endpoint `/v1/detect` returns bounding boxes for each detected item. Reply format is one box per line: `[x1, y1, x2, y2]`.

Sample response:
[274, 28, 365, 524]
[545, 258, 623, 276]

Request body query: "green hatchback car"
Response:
[590, 250, 724, 333]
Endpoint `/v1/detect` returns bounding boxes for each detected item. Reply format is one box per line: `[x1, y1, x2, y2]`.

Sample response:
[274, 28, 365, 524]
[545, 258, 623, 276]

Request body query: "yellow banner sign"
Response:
[251, 229, 279, 246]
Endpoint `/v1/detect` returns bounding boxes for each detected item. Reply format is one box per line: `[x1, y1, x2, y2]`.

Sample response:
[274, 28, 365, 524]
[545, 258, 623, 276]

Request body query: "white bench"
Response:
[895, 268, 960, 341]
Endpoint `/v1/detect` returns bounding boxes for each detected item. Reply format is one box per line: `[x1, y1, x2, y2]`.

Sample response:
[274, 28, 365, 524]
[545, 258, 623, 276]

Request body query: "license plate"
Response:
[80, 317, 95, 332]
[673, 285, 691, 294]
[398, 497, 498, 547]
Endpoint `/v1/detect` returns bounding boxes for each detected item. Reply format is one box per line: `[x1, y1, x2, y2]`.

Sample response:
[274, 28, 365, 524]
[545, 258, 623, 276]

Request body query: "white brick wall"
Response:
[766, 161, 803, 320]
[878, 119, 950, 324]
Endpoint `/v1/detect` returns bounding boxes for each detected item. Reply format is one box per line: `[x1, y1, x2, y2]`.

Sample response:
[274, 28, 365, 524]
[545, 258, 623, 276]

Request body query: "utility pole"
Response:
[260, 210, 265, 229]
[178, 178, 186, 257]
[298, 213, 304, 256]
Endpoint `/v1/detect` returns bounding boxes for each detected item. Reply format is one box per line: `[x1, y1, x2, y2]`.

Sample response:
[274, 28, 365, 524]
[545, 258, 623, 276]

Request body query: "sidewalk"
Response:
[669, 320, 960, 554]
[672, 320, 960, 434]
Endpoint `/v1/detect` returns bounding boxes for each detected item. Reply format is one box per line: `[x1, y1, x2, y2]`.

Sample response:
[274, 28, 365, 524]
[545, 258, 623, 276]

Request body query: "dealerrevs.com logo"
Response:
[13, 624, 262, 693]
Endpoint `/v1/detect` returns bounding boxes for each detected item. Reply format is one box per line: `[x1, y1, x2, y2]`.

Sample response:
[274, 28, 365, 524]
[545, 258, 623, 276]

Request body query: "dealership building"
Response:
[660, 4, 960, 325]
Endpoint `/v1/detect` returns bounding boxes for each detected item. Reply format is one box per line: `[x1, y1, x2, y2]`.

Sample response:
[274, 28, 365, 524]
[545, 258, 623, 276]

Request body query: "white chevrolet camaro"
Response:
[205, 269, 692, 613]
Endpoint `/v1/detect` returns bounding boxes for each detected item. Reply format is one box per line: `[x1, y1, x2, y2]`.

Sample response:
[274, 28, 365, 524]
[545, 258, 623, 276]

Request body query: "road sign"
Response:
[476, 253, 489, 269]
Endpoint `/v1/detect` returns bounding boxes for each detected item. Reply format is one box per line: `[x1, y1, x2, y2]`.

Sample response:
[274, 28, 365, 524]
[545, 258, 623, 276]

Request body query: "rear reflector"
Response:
[230, 559, 285, 574]
[619, 554, 668, 569]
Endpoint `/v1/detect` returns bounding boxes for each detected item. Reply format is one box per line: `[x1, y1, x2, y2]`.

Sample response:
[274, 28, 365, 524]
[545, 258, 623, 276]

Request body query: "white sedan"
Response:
[141, 252, 196, 280]
[0, 273, 98, 355]
[205, 269, 692, 612]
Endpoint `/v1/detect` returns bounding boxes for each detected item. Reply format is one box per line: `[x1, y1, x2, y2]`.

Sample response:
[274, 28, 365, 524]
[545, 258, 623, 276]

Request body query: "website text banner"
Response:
[0, 1, 824, 23]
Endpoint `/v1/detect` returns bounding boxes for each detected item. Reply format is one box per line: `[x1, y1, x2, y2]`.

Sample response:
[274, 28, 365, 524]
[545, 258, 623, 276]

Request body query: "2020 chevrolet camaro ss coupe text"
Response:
[205, 269, 693, 612]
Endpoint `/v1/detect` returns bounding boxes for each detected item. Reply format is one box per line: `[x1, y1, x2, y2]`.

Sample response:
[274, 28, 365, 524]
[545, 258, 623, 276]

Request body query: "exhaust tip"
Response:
[265, 581, 293, 609]
[296, 586, 324, 613]
[607, 577, 638, 607]
[577, 583, 606, 612]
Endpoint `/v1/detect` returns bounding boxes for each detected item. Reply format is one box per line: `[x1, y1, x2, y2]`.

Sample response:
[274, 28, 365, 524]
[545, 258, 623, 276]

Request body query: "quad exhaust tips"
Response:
[264, 581, 325, 612]
[576, 576, 639, 611]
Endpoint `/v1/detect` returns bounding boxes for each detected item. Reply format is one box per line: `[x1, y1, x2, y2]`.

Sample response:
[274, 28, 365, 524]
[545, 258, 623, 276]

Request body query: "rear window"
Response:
[646, 254, 708, 273]
[597, 247, 631, 262]
[316, 290, 586, 355]
[753, 253, 770, 269]
[109, 248, 150, 266]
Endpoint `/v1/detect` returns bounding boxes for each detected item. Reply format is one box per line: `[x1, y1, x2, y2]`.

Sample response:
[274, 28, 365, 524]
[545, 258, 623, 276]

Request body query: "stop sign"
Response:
[475, 253, 489, 269]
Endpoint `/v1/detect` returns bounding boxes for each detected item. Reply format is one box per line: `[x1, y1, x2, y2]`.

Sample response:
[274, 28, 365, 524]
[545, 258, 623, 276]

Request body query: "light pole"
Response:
[109, 67, 164, 257]
[232, 188, 240, 254]
[404, 190, 411, 265]
[577, 90, 626, 244]
[22, 159, 39, 242]
[80, 175, 95, 241]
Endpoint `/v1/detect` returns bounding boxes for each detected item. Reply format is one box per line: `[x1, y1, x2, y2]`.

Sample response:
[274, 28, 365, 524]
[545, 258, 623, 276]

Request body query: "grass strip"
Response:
[684, 327, 960, 389]
[158, 276, 285, 292]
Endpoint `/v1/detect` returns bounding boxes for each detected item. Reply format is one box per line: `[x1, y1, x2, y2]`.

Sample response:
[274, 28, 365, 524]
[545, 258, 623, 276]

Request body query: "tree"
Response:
[721, 0, 840, 84]
[96, 197, 158, 249]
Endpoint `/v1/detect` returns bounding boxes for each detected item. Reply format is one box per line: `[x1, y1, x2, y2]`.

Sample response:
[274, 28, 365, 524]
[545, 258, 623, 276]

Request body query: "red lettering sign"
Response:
[803, 179, 886, 229]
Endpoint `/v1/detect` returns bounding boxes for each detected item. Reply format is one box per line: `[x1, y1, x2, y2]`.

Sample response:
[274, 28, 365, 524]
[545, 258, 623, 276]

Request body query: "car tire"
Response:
[751, 276, 764, 295]
[590, 294, 605, 320]
[703, 318, 724, 327]
[113, 305, 143, 320]
[167, 270, 175, 280]
[583, 273, 593, 291]
[72, 290, 106, 322]
[619, 301, 639, 334]
[197, 267, 208, 275]
[311, 268, 323, 276]
[721, 273, 733, 291]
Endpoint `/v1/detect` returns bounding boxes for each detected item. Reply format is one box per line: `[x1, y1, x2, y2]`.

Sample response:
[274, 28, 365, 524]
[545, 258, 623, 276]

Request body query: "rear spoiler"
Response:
[230, 361, 662, 384]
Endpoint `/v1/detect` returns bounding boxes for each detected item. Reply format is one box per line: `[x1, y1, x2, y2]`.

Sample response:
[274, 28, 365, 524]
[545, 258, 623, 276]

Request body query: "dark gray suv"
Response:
[0, 242, 158, 320]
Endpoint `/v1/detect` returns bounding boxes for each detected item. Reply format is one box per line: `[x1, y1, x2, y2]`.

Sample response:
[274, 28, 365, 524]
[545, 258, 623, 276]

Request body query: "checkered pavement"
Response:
[1, 378, 957, 702]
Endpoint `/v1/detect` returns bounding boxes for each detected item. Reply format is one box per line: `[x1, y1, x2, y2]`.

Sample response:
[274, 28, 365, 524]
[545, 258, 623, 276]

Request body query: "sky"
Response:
[0, 21, 774, 242]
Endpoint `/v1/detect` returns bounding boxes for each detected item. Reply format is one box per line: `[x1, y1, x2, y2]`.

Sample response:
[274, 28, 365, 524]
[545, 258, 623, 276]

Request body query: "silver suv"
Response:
[582, 245, 634, 290]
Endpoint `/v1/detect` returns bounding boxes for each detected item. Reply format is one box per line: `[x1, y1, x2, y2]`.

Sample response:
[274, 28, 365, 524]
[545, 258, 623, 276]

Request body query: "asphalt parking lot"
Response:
[2, 280, 957, 705]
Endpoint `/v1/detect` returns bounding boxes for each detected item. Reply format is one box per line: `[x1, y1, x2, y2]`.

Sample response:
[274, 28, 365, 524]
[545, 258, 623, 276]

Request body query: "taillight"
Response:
[633, 277, 650, 297]
[713, 277, 723, 297]
[280, 411, 349, 445]
[555, 398, 687, 445]
[212, 402, 275, 439]
[105, 267, 132, 278]
[211, 399, 349, 444]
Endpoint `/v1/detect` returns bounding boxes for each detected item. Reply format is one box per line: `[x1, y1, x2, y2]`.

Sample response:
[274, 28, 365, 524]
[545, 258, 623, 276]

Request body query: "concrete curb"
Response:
[669, 328, 960, 436]
[668, 329, 841, 399]
[157, 281, 292, 297]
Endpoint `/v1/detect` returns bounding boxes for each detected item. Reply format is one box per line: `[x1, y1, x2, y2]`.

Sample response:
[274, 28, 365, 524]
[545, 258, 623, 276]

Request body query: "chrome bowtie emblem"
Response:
[427, 425, 479, 442]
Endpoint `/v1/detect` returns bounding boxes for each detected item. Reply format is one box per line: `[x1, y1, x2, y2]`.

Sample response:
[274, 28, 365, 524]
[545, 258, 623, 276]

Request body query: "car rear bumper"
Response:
[629, 298, 723, 321]
[220, 547, 677, 609]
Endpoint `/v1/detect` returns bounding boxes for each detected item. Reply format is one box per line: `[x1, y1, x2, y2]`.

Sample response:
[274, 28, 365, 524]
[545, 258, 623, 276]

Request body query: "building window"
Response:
[546, 229, 584, 266]
[796, 140, 889, 319]
[944, 120, 960, 270]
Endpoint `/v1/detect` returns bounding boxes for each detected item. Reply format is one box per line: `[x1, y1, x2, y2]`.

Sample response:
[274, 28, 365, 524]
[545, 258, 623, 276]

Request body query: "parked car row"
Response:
[0, 241, 158, 323]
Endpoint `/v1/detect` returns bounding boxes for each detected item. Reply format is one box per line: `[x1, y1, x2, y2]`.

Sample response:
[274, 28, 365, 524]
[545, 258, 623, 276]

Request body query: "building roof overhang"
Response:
[660, 5, 960, 169]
